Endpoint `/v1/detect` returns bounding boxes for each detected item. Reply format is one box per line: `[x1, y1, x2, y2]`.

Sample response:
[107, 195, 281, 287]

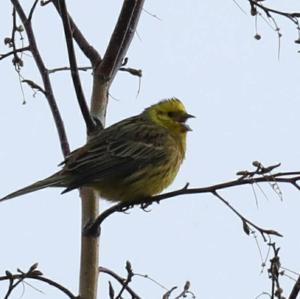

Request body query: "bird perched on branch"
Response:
[0, 98, 194, 203]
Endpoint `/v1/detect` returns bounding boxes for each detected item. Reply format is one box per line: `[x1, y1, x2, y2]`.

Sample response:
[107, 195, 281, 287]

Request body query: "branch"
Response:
[85, 164, 300, 234]
[119, 66, 142, 77]
[162, 287, 178, 299]
[248, 0, 300, 23]
[100, 265, 142, 299]
[115, 261, 134, 299]
[289, 275, 300, 299]
[213, 191, 281, 241]
[0, 264, 77, 299]
[51, 0, 101, 65]
[76, 2, 144, 299]
[90, 0, 145, 123]
[58, 0, 95, 134]
[0, 46, 30, 61]
[95, 0, 145, 84]
[48, 65, 142, 78]
[267, 243, 283, 299]
[22, 79, 46, 94]
[10, 8, 24, 70]
[174, 281, 195, 299]
[10, 0, 70, 157]
[247, 1, 300, 50]
[48, 66, 92, 74]
[28, 0, 38, 22]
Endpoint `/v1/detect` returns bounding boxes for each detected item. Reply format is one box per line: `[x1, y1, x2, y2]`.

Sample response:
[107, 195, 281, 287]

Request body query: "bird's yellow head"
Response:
[144, 98, 194, 134]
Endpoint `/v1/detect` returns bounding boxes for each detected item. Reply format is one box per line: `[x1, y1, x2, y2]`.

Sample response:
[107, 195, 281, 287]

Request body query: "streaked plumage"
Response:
[0, 98, 193, 203]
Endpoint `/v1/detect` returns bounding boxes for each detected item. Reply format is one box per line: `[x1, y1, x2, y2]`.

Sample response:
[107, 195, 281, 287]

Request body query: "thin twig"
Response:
[250, 1, 300, 22]
[115, 261, 134, 299]
[48, 66, 93, 74]
[58, 0, 95, 134]
[28, 0, 39, 22]
[100, 266, 142, 299]
[41, 0, 51, 6]
[11, 0, 70, 157]
[11, 8, 21, 69]
[213, 191, 281, 241]
[268, 243, 283, 299]
[48, 65, 142, 77]
[174, 281, 195, 299]
[22, 79, 45, 94]
[0, 264, 77, 299]
[142, 8, 162, 21]
[248, 0, 300, 51]
[119, 67, 142, 77]
[162, 287, 177, 299]
[51, 0, 101, 65]
[135, 273, 168, 291]
[0, 46, 30, 60]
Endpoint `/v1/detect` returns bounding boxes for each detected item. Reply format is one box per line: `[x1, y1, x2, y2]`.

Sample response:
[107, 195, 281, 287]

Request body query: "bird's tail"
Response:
[0, 171, 65, 202]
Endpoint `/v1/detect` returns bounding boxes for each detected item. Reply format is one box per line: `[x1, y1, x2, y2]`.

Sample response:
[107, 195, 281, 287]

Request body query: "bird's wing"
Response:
[60, 118, 170, 192]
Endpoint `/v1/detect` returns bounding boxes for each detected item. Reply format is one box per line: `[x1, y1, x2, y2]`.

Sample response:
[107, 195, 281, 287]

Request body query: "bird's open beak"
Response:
[181, 113, 195, 132]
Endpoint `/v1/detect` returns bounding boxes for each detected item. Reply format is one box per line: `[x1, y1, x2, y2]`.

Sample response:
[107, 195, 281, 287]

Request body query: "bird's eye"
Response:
[167, 111, 175, 118]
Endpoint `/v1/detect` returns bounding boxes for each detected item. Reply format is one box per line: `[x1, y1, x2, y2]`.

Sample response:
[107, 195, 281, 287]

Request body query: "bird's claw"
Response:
[140, 202, 152, 212]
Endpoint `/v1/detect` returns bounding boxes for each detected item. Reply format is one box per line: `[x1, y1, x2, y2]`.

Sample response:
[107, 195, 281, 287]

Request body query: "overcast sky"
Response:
[1, 1, 300, 299]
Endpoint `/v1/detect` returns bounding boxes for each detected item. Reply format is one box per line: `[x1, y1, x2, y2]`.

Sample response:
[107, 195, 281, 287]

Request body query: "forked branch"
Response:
[95, 0, 145, 84]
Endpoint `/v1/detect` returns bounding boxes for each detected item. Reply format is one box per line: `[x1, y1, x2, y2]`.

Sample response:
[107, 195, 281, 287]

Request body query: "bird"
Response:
[0, 98, 194, 203]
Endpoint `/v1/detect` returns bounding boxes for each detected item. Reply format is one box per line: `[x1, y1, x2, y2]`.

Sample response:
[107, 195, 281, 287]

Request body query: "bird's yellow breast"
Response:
[93, 133, 186, 202]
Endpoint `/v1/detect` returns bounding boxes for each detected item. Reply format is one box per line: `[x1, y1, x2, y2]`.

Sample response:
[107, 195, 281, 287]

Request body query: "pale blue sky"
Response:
[1, 1, 300, 298]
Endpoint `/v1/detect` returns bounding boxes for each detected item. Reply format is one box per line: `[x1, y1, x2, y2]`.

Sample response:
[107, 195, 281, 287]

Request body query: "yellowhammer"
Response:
[0, 98, 194, 203]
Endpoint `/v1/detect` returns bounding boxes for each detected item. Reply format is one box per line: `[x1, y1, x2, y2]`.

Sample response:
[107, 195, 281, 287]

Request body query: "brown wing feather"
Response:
[60, 116, 170, 193]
